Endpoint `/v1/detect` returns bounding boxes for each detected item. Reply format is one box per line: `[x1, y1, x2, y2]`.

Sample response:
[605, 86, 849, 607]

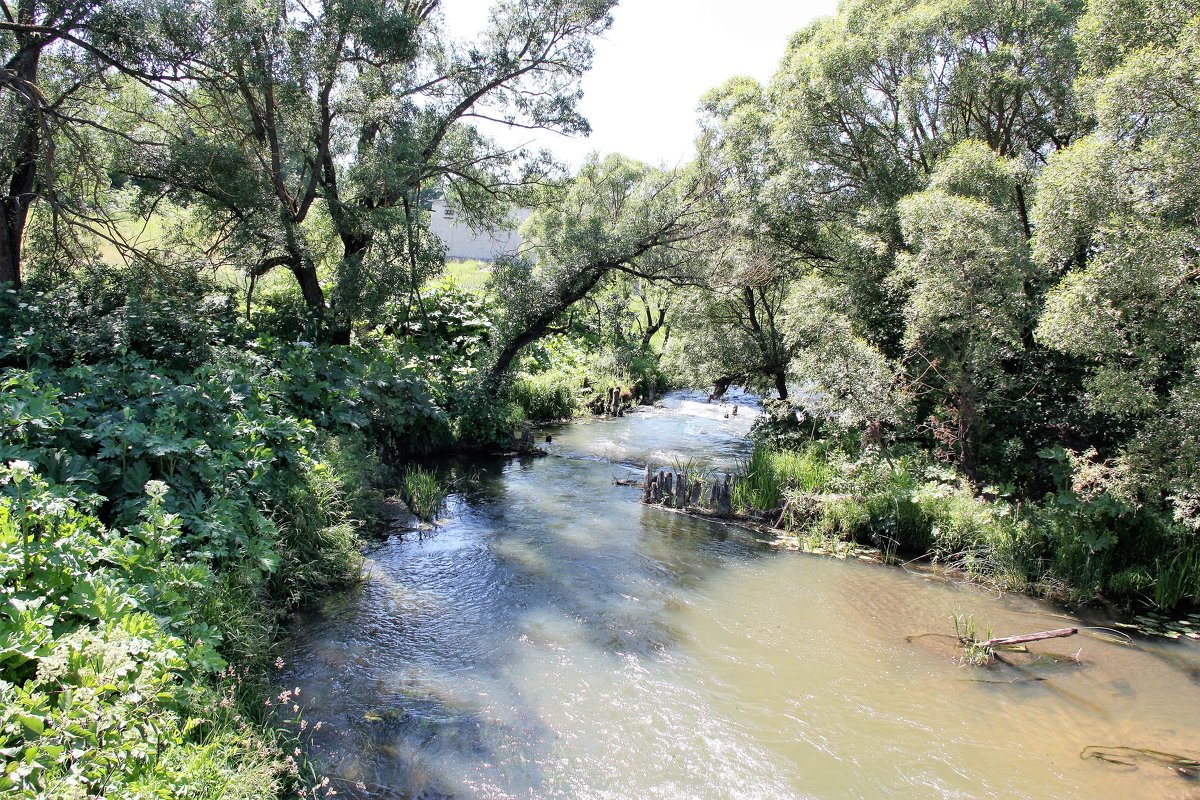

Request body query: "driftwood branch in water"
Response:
[1081, 746, 1200, 777]
[981, 627, 1077, 648]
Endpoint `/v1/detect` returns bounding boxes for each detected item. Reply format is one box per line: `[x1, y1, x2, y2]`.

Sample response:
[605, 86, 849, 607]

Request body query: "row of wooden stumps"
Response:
[640, 465, 733, 516]
[591, 386, 641, 417]
[604, 386, 625, 417]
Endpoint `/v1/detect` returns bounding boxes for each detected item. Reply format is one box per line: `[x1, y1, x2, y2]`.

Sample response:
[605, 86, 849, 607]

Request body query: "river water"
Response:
[280, 392, 1200, 799]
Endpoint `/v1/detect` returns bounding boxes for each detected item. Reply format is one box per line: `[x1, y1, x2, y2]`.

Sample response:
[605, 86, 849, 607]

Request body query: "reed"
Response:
[953, 612, 995, 666]
[400, 465, 450, 523]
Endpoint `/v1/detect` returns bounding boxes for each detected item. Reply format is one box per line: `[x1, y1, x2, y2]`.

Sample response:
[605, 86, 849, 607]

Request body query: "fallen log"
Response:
[981, 627, 1077, 648]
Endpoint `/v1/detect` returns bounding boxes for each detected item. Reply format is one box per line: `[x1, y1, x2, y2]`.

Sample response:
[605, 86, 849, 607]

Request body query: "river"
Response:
[279, 391, 1200, 799]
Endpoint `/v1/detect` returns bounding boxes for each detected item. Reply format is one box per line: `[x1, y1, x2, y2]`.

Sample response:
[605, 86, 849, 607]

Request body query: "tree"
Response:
[896, 140, 1033, 486]
[763, 0, 1085, 355]
[660, 244, 797, 399]
[662, 77, 808, 399]
[487, 153, 714, 386]
[1033, 0, 1200, 520]
[783, 272, 906, 432]
[0, 0, 199, 287]
[138, 0, 614, 340]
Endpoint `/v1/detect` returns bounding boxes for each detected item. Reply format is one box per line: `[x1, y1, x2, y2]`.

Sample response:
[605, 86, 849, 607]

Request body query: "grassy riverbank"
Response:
[734, 411, 1200, 610]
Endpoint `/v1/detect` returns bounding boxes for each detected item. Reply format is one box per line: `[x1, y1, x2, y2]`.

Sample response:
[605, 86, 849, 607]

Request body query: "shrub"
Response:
[817, 497, 872, 539]
[0, 469, 291, 797]
[509, 372, 580, 421]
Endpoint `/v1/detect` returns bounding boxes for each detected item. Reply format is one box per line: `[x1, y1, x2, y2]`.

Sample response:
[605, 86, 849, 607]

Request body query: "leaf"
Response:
[18, 715, 44, 736]
[120, 460, 154, 496]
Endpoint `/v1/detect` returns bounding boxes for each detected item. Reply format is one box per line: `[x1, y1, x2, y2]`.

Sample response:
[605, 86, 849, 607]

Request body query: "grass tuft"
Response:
[399, 465, 450, 523]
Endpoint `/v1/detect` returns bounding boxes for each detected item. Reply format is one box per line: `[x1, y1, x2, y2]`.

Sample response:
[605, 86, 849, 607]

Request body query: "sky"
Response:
[440, 0, 839, 168]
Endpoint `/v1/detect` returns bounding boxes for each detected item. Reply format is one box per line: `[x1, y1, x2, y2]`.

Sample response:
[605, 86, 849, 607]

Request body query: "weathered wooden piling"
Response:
[718, 475, 732, 515]
[638, 465, 737, 518]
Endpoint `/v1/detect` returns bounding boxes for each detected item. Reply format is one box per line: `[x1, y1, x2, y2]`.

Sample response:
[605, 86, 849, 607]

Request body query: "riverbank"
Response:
[620, 388, 1199, 624]
[633, 424, 1198, 615]
[0, 274, 597, 798]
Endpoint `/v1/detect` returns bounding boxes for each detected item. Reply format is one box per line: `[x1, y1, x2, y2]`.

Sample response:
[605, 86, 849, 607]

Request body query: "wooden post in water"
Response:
[718, 475, 733, 516]
[641, 465, 652, 504]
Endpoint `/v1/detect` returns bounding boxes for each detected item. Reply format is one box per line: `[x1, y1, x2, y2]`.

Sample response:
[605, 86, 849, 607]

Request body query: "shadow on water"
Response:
[279, 400, 781, 798]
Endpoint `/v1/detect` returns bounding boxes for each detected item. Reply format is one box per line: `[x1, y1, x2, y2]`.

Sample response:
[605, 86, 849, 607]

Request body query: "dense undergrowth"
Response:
[508, 332, 664, 422]
[0, 268, 534, 797]
[736, 405, 1200, 610]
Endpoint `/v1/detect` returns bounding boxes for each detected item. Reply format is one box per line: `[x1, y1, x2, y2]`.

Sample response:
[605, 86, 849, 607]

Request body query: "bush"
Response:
[759, 435, 1200, 606]
[0, 277, 440, 796]
[0, 469, 290, 797]
[509, 372, 580, 421]
[817, 497, 872, 538]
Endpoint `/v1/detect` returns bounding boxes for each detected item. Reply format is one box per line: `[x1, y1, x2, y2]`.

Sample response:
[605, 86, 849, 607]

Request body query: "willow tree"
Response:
[0, 0, 200, 288]
[487, 153, 715, 386]
[1034, 0, 1200, 522]
[896, 141, 1034, 486]
[763, 0, 1086, 355]
[676, 0, 1090, 489]
[659, 76, 808, 399]
[138, 0, 614, 340]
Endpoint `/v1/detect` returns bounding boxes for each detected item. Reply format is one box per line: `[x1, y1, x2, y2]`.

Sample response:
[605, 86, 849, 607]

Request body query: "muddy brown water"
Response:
[279, 391, 1200, 799]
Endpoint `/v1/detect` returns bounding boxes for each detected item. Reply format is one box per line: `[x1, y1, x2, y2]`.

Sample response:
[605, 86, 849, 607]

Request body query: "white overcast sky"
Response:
[440, 0, 839, 168]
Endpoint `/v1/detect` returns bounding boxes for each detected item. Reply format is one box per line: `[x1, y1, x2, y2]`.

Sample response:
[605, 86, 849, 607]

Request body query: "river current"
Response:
[280, 392, 1200, 799]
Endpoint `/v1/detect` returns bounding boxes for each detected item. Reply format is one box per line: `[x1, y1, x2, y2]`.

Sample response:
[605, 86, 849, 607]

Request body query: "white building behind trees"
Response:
[428, 200, 531, 262]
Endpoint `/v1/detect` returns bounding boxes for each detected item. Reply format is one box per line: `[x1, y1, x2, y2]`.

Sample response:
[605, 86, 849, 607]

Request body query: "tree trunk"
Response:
[489, 327, 550, 391]
[1, 35, 44, 290]
[0, 202, 22, 289]
[291, 262, 326, 310]
[774, 370, 789, 401]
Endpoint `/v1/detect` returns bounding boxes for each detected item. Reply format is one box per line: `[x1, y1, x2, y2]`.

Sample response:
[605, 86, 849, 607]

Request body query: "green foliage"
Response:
[817, 497, 873, 540]
[0, 469, 289, 797]
[487, 154, 712, 381]
[0, 269, 499, 795]
[764, 436, 1199, 606]
[732, 444, 835, 513]
[510, 372, 581, 421]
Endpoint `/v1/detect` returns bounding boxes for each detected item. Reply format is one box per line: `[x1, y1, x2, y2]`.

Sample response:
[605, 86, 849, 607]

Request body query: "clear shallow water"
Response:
[280, 392, 1200, 799]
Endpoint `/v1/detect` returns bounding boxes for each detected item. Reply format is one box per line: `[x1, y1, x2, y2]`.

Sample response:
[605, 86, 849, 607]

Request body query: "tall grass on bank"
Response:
[732, 444, 835, 513]
[745, 437, 1200, 609]
[509, 372, 580, 421]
